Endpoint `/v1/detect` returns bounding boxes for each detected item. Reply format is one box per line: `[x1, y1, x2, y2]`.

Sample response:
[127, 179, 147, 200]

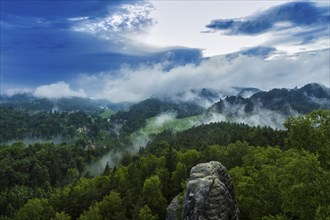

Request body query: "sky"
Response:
[1, 0, 329, 102]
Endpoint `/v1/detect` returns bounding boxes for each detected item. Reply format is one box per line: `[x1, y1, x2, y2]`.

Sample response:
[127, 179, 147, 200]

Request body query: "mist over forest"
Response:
[1, 0, 330, 219]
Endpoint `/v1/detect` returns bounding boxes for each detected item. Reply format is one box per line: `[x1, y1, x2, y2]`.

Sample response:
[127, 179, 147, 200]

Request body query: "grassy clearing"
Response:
[100, 109, 116, 119]
[142, 115, 205, 135]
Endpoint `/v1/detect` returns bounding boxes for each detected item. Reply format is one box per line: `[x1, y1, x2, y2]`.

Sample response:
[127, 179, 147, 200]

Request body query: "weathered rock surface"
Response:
[167, 161, 239, 220]
[166, 195, 181, 220]
[183, 161, 239, 220]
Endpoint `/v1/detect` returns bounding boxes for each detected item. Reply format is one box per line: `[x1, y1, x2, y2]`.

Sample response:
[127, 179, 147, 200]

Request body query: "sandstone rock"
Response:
[166, 195, 181, 220]
[183, 161, 239, 220]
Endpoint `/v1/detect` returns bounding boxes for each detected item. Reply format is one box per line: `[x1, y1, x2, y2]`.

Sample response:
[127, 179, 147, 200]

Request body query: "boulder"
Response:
[167, 161, 239, 220]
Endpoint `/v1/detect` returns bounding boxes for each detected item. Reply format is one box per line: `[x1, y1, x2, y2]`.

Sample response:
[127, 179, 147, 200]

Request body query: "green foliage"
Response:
[0, 141, 103, 216]
[102, 162, 111, 176]
[79, 191, 125, 220]
[284, 109, 330, 168]
[0, 142, 95, 189]
[0, 185, 47, 217]
[0, 139, 115, 217]
[52, 212, 71, 220]
[146, 121, 286, 152]
[16, 198, 55, 220]
[99, 109, 115, 119]
[98, 192, 125, 219]
[170, 163, 188, 196]
[1, 109, 328, 220]
[315, 205, 330, 220]
[0, 107, 116, 143]
[262, 215, 288, 220]
[165, 145, 177, 173]
[78, 207, 102, 220]
[111, 98, 203, 134]
[139, 205, 158, 220]
[62, 176, 110, 219]
[204, 141, 252, 169]
[142, 175, 167, 219]
[230, 147, 329, 220]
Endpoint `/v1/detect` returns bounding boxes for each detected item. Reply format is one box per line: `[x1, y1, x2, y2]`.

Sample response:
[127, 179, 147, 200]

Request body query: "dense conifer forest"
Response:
[0, 107, 329, 219]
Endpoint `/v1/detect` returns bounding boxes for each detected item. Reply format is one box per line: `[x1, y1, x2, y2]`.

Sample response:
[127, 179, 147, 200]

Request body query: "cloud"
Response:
[70, 49, 329, 103]
[0, 0, 161, 87]
[88, 132, 150, 176]
[72, 2, 156, 36]
[197, 110, 288, 130]
[205, 2, 329, 36]
[2, 0, 329, 98]
[1, 0, 206, 88]
[226, 46, 276, 60]
[34, 82, 86, 99]
[153, 112, 178, 127]
[2, 87, 33, 96]
[202, 1, 330, 57]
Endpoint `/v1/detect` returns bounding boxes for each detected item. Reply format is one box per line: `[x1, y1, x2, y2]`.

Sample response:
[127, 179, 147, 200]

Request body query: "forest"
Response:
[0, 109, 329, 219]
[2, 0, 330, 218]
[0, 107, 124, 148]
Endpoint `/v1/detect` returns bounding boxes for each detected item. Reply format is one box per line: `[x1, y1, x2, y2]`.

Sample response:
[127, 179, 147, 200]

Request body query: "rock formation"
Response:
[166, 195, 181, 220]
[167, 161, 239, 220]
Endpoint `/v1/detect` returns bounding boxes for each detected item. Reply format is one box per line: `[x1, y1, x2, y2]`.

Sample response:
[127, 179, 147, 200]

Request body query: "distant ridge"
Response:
[210, 83, 330, 115]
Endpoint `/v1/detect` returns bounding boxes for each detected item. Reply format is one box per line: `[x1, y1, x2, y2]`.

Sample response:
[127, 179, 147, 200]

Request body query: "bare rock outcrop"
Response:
[166, 195, 181, 220]
[167, 161, 239, 220]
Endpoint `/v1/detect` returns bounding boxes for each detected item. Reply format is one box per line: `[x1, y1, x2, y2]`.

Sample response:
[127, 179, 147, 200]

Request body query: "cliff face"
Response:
[167, 161, 239, 220]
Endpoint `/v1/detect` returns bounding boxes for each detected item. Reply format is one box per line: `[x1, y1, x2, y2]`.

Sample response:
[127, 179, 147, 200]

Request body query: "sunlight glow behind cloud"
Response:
[143, 1, 289, 57]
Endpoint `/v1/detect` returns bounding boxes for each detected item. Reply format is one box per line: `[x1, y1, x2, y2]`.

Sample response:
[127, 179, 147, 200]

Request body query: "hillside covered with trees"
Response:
[0, 109, 329, 220]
